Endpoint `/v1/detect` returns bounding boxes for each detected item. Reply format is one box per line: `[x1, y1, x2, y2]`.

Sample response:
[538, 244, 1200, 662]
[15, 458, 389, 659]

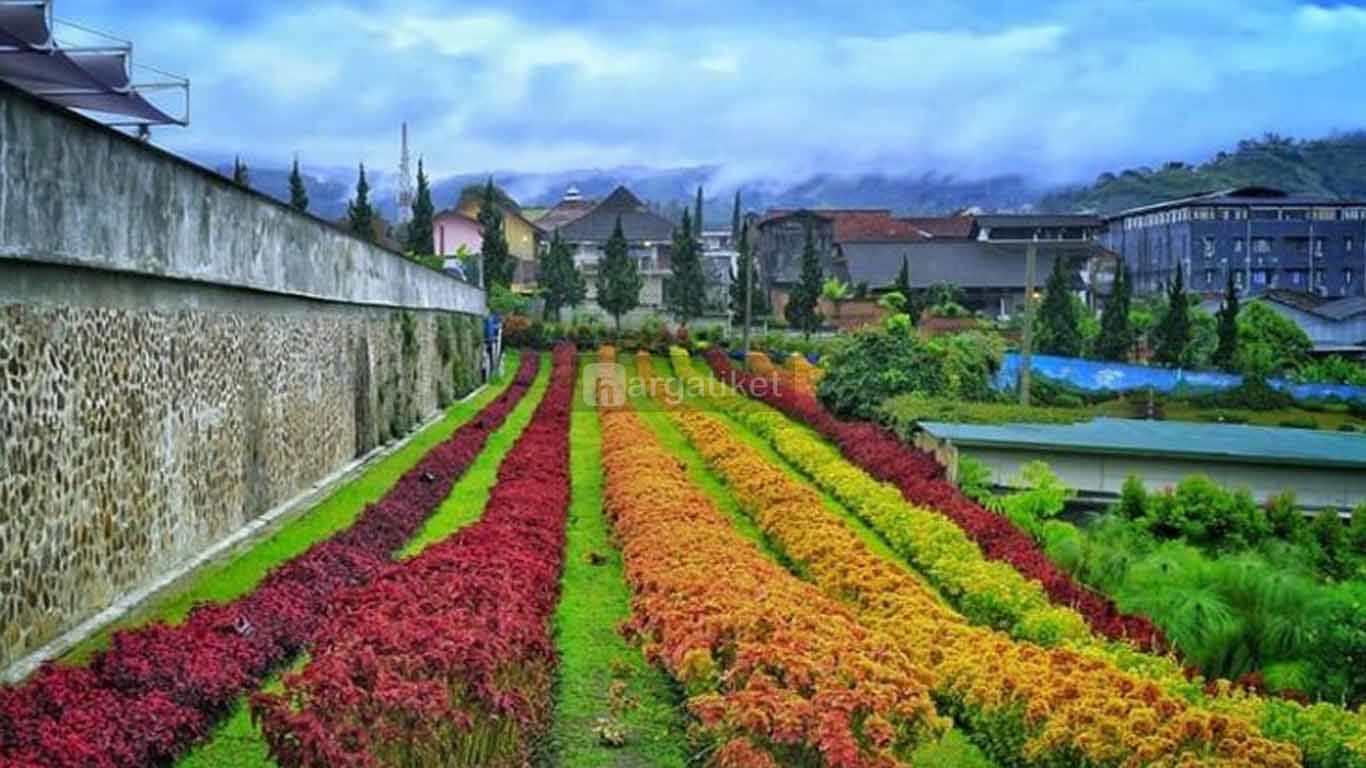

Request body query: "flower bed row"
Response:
[661, 401, 1300, 767]
[694, 349, 1366, 767]
[0, 354, 541, 768]
[672, 349, 1092, 644]
[701, 347, 1166, 648]
[251, 344, 576, 768]
[598, 402, 945, 767]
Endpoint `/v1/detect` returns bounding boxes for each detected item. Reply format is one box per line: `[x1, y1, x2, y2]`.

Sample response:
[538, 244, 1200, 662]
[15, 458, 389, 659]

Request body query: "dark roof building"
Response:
[536, 185, 598, 232]
[1100, 186, 1366, 298]
[555, 186, 675, 243]
[836, 240, 1098, 291]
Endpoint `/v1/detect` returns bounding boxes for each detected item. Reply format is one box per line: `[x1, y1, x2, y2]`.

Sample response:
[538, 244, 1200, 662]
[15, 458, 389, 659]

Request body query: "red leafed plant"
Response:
[0, 354, 540, 768]
[701, 348, 1166, 652]
[250, 344, 576, 768]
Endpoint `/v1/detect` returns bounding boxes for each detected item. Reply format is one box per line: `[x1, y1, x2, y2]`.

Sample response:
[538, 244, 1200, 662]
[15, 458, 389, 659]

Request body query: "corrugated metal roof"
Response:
[920, 417, 1366, 469]
[837, 240, 1099, 290]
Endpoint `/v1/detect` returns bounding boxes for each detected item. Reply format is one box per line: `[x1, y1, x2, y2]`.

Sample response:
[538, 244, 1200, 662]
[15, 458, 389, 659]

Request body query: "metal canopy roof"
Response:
[919, 418, 1366, 470]
[0, 0, 187, 128]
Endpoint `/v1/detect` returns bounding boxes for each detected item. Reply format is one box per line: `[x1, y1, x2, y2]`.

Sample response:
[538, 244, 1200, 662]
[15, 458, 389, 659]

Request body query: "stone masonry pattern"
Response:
[0, 302, 480, 669]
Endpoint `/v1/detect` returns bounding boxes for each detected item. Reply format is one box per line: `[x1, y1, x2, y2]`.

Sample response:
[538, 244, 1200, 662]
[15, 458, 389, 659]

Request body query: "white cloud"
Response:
[91, 0, 1366, 186]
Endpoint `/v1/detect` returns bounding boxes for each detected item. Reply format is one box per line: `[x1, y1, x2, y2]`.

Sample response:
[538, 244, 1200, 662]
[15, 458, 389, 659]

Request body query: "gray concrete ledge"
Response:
[0, 84, 484, 316]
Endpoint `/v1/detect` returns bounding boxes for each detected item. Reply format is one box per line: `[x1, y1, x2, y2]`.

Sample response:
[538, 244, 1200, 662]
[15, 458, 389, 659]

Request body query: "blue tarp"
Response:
[994, 353, 1366, 403]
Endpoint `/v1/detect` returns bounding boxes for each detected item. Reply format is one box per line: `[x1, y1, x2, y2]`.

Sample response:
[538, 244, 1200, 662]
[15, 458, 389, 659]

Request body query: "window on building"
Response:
[1312, 207, 1339, 221]
[1233, 269, 1245, 289]
[1191, 207, 1215, 220]
[1252, 269, 1271, 287]
[1314, 268, 1326, 289]
[1250, 208, 1280, 220]
[1282, 208, 1309, 221]
[1203, 269, 1215, 286]
[1345, 208, 1366, 220]
[1345, 268, 1356, 286]
[1252, 237, 1273, 254]
[1347, 237, 1355, 253]
[1219, 207, 1246, 220]
[1289, 269, 1306, 286]
[1313, 237, 1326, 256]
[1202, 236, 1215, 259]
[1233, 237, 1244, 254]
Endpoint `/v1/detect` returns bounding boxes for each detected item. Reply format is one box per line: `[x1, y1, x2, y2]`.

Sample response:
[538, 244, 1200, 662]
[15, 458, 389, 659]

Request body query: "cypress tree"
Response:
[539, 230, 585, 322]
[784, 223, 825, 338]
[231, 155, 249, 188]
[406, 158, 434, 256]
[730, 189, 741, 244]
[1154, 264, 1191, 366]
[288, 156, 309, 212]
[477, 179, 514, 289]
[667, 208, 707, 326]
[596, 216, 642, 331]
[1096, 259, 1134, 361]
[1037, 255, 1083, 357]
[347, 163, 375, 241]
[1213, 269, 1240, 370]
[729, 226, 769, 318]
[694, 185, 704, 237]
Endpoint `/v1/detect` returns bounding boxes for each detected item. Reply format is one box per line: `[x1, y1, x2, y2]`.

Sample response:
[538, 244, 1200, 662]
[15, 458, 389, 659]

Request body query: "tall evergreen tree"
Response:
[667, 208, 707, 326]
[538, 230, 586, 322]
[729, 226, 769, 318]
[288, 156, 309, 212]
[730, 189, 742, 243]
[1213, 269, 1240, 370]
[1035, 255, 1084, 357]
[231, 156, 249, 188]
[694, 185, 704, 237]
[1096, 259, 1134, 361]
[1154, 264, 1191, 366]
[477, 179, 514, 289]
[347, 163, 375, 241]
[406, 159, 434, 255]
[784, 223, 825, 338]
[596, 216, 642, 331]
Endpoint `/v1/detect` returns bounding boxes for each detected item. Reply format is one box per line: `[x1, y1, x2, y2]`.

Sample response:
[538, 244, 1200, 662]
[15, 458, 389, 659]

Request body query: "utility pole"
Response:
[1020, 240, 1037, 406]
[742, 236, 753, 358]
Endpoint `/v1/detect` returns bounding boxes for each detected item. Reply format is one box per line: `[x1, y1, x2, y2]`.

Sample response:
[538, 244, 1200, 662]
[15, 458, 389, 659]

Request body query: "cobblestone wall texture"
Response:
[0, 302, 481, 669]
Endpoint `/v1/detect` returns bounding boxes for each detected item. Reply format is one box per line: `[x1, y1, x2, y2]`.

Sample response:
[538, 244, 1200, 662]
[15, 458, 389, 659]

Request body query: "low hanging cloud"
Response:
[57, 0, 1366, 185]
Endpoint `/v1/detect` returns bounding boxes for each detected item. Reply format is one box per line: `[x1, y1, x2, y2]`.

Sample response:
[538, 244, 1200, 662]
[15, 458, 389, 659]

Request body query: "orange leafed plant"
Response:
[598, 405, 946, 767]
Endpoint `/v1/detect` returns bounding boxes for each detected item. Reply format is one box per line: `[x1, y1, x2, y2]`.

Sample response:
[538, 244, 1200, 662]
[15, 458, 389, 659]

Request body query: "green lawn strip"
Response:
[174, 656, 308, 768]
[63, 351, 523, 665]
[547, 356, 692, 768]
[400, 350, 552, 558]
[174, 353, 549, 767]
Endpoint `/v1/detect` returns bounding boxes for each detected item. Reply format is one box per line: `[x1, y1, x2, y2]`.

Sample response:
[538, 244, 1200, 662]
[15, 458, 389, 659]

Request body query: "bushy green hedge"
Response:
[816, 328, 1003, 419]
[877, 394, 1084, 438]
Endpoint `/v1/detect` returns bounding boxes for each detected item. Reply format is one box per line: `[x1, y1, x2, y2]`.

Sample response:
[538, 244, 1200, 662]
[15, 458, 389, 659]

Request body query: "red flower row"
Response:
[251, 344, 576, 768]
[0, 354, 541, 768]
[702, 349, 1166, 651]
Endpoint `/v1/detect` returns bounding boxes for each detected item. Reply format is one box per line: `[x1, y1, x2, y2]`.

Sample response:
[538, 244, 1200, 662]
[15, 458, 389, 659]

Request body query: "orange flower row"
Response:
[598, 405, 946, 767]
[664, 405, 1302, 768]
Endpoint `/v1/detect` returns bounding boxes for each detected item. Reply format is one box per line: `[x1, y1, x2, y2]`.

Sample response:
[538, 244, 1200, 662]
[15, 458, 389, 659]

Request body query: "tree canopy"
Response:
[1036, 255, 1084, 357]
[784, 223, 825, 337]
[538, 230, 586, 322]
[288, 157, 308, 212]
[666, 208, 707, 325]
[1095, 260, 1133, 362]
[1152, 265, 1191, 366]
[347, 163, 376, 242]
[405, 159, 434, 256]
[477, 179, 514, 289]
[595, 216, 642, 331]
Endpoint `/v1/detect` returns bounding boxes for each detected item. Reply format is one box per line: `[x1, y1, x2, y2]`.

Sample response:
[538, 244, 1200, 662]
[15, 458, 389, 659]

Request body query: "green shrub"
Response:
[817, 327, 1002, 419]
[1311, 509, 1352, 581]
[1187, 378, 1295, 411]
[1278, 417, 1319, 430]
[1117, 475, 1148, 520]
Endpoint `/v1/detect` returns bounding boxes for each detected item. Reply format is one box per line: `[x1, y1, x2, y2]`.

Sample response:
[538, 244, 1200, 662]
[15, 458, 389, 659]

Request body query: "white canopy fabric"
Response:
[0, 0, 184, 126]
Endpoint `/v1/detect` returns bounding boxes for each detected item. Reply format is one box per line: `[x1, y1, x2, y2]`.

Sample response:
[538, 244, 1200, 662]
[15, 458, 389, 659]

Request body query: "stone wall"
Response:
[0, 87, 485, 671]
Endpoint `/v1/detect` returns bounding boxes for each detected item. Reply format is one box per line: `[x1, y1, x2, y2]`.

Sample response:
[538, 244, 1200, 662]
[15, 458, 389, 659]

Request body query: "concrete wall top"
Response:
[0, 84, 485, 316]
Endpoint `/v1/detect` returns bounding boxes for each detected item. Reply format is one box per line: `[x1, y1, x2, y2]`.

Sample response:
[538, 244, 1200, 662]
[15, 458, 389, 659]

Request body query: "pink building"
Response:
[433, 210, 482, 256]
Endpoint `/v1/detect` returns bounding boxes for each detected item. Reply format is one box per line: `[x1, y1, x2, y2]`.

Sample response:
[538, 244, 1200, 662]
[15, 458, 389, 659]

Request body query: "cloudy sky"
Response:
[54, 0, 1366, 184]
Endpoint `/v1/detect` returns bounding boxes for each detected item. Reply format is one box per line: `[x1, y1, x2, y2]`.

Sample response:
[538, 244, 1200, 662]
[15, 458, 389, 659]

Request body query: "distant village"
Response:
[418, 179, 1366, 353]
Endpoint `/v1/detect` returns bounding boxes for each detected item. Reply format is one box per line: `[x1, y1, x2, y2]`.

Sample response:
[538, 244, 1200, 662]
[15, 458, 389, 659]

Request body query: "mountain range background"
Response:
[203, 130, 1366, 227]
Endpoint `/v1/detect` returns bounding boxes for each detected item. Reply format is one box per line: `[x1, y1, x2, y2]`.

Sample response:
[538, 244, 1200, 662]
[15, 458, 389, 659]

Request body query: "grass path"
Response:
[174, 353, 551, 768]
[63, 351, 523, 666]
[546, 356, 692, 768]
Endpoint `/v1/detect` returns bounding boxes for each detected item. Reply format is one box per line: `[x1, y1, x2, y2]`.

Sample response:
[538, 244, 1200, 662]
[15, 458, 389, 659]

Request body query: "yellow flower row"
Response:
[598, 403, 946, 767]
